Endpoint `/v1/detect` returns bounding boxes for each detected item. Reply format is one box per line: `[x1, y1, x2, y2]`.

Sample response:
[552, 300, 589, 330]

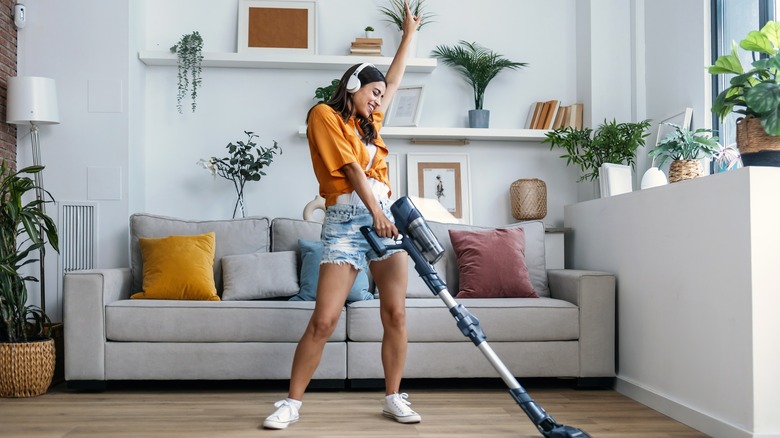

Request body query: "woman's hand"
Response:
[402, 0, 422, 35]
[373, 211, 399, 240]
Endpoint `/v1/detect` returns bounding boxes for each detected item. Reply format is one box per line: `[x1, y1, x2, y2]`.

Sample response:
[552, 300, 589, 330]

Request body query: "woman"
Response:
[262, 2, 422, 430]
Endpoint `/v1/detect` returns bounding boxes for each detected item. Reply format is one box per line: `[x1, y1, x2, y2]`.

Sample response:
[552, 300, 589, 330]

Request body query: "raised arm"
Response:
[382, 0, 422, 108]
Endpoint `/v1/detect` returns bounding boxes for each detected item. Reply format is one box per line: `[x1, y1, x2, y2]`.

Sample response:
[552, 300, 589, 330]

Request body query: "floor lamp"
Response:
[6, 76, 60, 313]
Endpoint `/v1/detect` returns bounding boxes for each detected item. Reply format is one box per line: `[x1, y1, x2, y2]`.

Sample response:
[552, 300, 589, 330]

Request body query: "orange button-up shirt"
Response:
[307, 104, 391, 206]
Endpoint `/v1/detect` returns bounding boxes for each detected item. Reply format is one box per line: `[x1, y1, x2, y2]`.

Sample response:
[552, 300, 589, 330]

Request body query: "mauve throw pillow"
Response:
[448, 227, 539, 298]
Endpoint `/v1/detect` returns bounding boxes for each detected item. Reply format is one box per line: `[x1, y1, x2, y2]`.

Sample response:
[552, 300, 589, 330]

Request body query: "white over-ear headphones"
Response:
[346, 63, 374, 94]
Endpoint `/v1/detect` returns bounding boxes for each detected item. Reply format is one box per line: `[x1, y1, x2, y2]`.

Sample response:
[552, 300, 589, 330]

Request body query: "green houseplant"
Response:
[649, 123, 720, 183]
[170, 31, 204, 114]
[197, 131, 282, 218]
[314, 79, 340, 104]
[543, 119, 652, 182]
[0, 162, 59, 397]
[431, 40, 528, 128]
[708, 20, 780, 165]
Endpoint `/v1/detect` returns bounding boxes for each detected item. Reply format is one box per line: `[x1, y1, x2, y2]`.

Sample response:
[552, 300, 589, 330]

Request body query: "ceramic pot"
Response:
[468, 109, 490, 128]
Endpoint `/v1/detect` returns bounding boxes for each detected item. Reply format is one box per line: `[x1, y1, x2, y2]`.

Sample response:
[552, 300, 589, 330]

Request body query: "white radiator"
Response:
[57, 201, 98, 301]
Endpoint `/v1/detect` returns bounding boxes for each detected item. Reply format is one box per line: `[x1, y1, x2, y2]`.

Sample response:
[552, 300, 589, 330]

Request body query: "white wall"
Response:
[16, 0, 600, 317]
[564, 167, 780, 437]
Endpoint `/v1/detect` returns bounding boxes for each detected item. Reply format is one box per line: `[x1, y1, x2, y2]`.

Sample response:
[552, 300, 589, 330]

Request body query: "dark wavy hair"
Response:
[307, 63, 386, 144]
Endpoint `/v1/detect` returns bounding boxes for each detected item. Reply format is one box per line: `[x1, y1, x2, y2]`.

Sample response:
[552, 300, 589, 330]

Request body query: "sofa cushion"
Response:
[428, 220, 549, 297]
[270, 217, 323, 254]
[130, 214, 271, 295]
[449, 227, 538, 299]
[289, 239, 373, 303]
[131, 232, 219, 301]
[105, 299, 346, 342]
[221, 251, 300, 300]
[347, 297, 578, 342]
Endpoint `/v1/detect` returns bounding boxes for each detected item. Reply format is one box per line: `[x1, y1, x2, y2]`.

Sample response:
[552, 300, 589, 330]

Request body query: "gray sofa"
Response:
[63, 213, 615, 389]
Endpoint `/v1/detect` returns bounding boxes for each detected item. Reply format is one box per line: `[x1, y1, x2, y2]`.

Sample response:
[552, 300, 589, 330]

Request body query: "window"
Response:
[710, 0, 774, 146]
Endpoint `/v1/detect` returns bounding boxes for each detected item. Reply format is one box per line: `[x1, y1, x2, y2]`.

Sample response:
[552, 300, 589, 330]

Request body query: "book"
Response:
[541, 100, 560, 129]
[354, 37, 383, 45]
[569, 103, 584, 129]
[526, 102, 543, 129]
[533, 101, 550, 129]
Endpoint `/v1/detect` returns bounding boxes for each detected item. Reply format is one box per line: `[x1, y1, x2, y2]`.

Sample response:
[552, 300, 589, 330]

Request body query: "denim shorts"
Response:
[321, 199, 403, 272]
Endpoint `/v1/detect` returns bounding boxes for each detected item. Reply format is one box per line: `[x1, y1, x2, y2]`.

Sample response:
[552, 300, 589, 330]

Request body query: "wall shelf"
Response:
[138, 51, 437, 73]
[297, 125, 551, 142]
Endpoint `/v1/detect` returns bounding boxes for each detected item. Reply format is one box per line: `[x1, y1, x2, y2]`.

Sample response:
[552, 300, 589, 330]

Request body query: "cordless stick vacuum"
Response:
[361, 196, 591, 438]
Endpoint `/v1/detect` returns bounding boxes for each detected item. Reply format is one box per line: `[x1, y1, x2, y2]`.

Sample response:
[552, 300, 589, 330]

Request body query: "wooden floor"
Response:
[0, 380, 708, 437]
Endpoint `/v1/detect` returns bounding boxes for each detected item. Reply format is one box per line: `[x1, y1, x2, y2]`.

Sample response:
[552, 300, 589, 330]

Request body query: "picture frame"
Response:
[385, 85, 425, 127]
[406, 153, 471, 224]
[656, 107, 693, 147]
[237, 0, 317, 55]
[385, 153, 400, 201]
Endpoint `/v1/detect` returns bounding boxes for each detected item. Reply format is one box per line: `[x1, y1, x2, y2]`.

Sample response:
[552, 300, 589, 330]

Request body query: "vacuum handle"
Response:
[360, 226, 388, 256]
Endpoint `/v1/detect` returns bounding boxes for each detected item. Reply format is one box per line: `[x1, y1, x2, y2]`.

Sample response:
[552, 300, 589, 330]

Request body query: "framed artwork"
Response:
[385, 85, 425, 127]
[385, 153, 400, 201]
[406, 153, 471, 224]
[656, 107, 693, 147]
[237, 0, 317, 54]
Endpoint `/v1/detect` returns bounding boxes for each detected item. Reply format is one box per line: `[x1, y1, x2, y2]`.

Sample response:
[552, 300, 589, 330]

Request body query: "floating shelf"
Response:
[297, 126, 551, 143]
[138, 51, 437, 73]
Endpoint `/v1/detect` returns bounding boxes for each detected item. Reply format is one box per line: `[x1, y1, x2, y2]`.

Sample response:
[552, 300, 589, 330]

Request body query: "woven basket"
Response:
[510, 178, 547, 220]
[736, 116, 780, 154]
[0, 338, 56, 397]
[668, 160, 702, 183]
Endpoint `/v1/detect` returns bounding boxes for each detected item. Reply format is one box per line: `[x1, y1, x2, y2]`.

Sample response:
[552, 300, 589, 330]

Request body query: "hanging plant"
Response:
[170, 31, 204, 113]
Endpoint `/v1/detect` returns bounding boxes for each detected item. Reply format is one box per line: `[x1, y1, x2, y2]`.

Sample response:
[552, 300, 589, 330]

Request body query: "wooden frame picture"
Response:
[237, 0, 317, 54]
[406, 153, 471, 224]
[385, 85, 425, 127]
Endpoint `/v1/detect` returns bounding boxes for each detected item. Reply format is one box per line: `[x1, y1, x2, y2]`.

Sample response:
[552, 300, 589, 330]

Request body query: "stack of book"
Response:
[350, 37, 382, 56]
[525, 101, 584, 130]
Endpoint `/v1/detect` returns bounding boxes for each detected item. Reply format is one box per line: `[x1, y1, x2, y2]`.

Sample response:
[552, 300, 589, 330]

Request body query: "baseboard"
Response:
[616, 377, 754, 438]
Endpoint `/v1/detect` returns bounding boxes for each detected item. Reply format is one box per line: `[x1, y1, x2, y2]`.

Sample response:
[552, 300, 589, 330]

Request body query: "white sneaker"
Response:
[263, 399, 300, 430]
[382, 393, 421, 424]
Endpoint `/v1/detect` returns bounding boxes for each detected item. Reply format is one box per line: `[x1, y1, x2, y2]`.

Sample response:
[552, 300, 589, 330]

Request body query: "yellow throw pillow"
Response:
[131, 232, 220, 301]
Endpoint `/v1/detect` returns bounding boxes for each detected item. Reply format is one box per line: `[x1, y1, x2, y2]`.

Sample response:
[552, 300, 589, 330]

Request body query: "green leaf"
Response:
[760, 107, 780, 136]
[760, 21, 780, 50]
[745, 82, 780, 114]
[708, 43, 744, 75]
[741, 30, 775, 56]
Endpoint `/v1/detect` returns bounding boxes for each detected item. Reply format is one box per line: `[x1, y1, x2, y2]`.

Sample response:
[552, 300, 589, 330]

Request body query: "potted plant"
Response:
[544, 118, 652, 183]
[378, 0, 434, 57]
[708, 20, 780, 166]
[170, 31, 204, 114]
[197, 131, 282, 218]
[364, 26, 375, 38]
[648, 123, 720, 183]
[0, 162, 59, 397]
[431, 41, 528, 128]
[314, 79, 340, 104]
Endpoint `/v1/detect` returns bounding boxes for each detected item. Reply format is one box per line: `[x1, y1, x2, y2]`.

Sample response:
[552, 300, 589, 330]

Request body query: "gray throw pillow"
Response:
[221, 251, 299, 300]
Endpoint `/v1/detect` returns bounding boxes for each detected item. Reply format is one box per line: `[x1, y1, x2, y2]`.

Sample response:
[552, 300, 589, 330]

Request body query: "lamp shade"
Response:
[6, 76, 60, 125]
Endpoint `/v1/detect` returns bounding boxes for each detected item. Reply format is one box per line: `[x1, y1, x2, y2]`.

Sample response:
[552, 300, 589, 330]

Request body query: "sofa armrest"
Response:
[63, 268, 132, 381]
[547, 269, 615, 377]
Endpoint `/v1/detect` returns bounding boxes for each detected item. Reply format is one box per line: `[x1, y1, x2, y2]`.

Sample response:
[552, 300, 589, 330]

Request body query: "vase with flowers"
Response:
[197, 131, 282, 218]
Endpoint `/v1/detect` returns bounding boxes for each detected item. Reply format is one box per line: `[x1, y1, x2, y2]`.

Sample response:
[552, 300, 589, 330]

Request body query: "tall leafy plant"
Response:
[431, 41, 527, 110]
[0, 162, 59, 342]
[544, 119, 652, 182]
[709, 21, 780, 135]
[171, 31, 204, 114]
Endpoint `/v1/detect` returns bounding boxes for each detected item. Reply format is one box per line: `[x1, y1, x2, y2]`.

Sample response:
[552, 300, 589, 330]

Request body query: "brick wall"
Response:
[0, 0, 17, 166]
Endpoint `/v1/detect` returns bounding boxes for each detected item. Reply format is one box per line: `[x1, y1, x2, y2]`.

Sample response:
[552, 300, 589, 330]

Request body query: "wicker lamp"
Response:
[510, 178, 547, 221]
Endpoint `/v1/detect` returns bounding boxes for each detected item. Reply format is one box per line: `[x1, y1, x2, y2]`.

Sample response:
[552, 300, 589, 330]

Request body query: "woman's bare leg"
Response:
[370, 252, 409, 395]
[288, 263, 356, 400]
